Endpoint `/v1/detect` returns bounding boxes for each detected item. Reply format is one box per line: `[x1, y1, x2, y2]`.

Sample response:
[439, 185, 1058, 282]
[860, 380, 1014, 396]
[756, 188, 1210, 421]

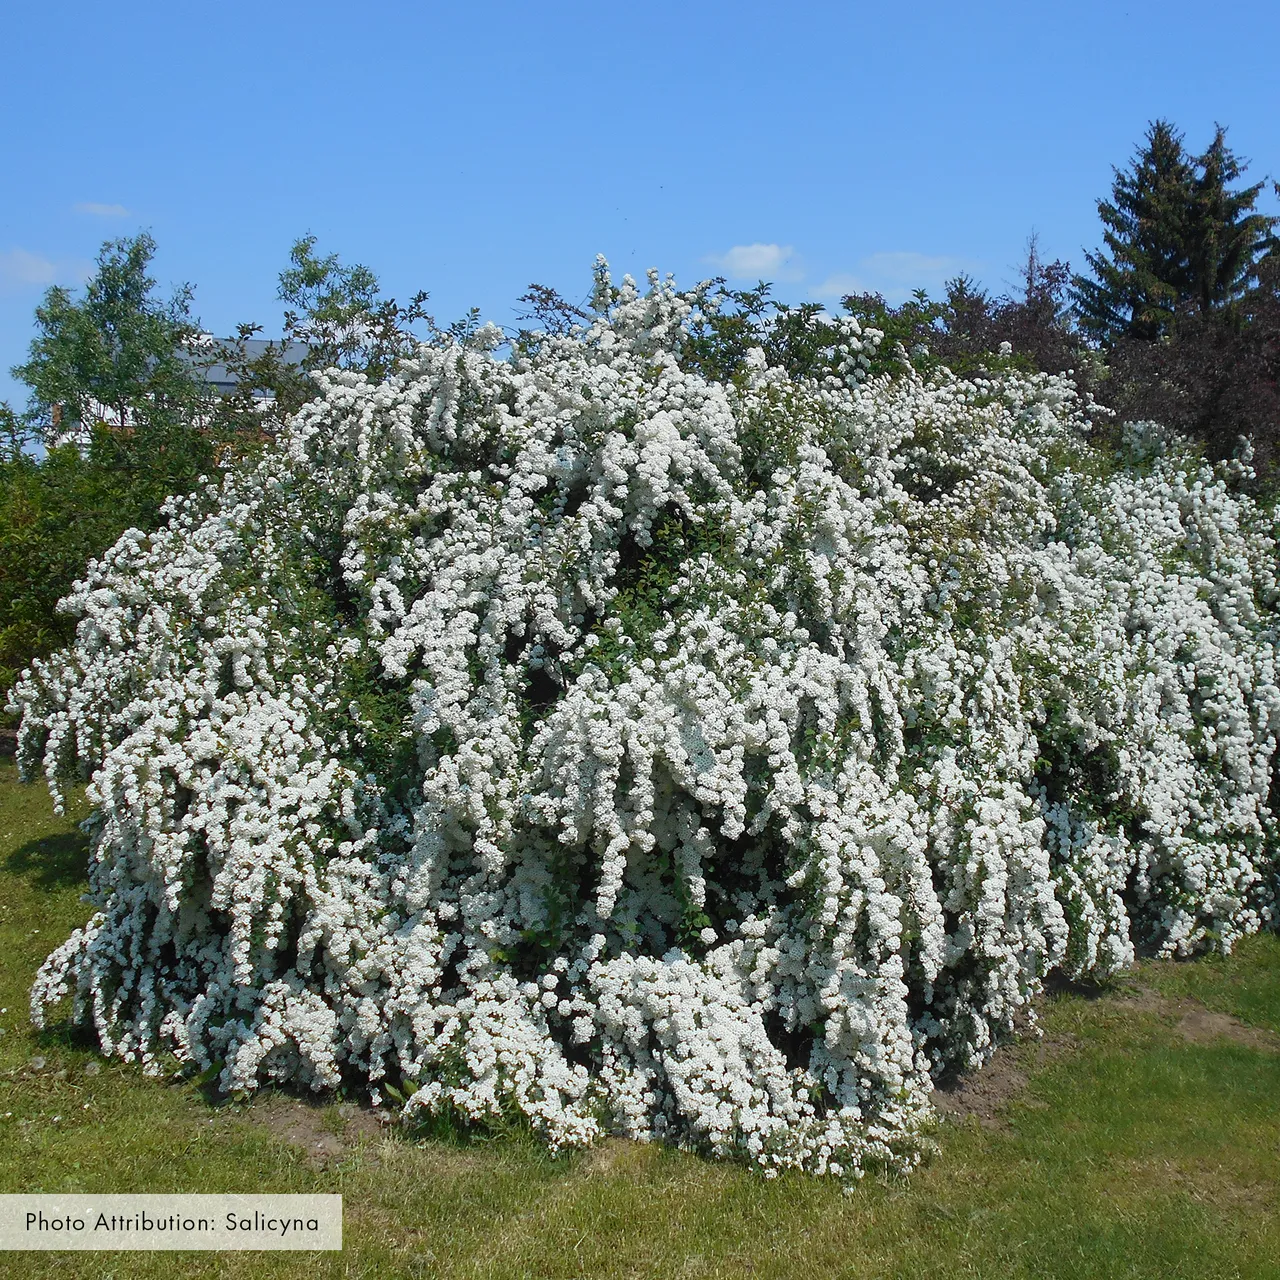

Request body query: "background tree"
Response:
[278, 234, 435, 382]
[210, 235, 442, 433]
[1073, 121, 1275, 343]
[1186, 129, 1277, 318]
[9, 233, 233, 508]
[1103, 243, 1280, 477]
[2, 235, 227, 701]
[919, 236, 1088, 383]
[14, 234, 209, 438]
[1073, 120, 1194, 342]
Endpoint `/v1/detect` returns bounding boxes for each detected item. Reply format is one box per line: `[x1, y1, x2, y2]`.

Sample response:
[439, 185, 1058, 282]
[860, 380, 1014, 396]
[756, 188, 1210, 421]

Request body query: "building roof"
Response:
[178, 338, 311, 397]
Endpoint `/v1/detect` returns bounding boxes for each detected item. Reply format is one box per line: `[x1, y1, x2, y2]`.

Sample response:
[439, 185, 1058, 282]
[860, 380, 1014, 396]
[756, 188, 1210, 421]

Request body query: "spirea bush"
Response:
[11, 263, 1280, 1179]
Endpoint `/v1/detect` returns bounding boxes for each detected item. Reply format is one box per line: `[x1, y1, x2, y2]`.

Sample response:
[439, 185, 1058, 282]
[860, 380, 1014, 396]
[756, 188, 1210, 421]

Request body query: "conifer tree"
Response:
[1073, 121, 1275, 344]
[1187, 128, 1276, 318]
[1074, 121, 1196, 343]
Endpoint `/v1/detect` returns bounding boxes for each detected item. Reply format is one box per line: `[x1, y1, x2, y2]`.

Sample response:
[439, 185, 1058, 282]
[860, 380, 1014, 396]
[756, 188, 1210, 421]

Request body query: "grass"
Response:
[1, 756, 1278, 1279]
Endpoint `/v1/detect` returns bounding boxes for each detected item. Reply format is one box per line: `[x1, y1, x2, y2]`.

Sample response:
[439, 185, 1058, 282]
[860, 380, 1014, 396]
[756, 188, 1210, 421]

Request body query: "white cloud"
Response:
[74, 202, 130, 217]
[702, 245, 975, 299]
[860, 251, 968, 285]
[0, 249, 93, 295]
[809, 251, 974, 304]
[808, 272, 868, 300]
[705, 243, 801, 281]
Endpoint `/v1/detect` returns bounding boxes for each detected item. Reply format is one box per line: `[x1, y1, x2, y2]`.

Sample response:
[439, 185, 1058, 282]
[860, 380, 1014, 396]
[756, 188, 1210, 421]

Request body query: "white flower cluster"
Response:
[12, 263, 1280, 1178]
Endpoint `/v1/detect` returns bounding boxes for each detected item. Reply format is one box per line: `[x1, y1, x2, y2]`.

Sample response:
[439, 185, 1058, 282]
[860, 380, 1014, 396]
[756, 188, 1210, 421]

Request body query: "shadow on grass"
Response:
[1044, 969, 1118, 1001]
[4, 829, 90, 891]
[31, 1017, 101, 1056]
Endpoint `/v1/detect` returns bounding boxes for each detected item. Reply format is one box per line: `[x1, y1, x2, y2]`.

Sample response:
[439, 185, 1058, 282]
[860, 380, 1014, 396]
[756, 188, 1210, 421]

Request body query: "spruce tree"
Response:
[1073, 121, 1276, 344]
[1187, 128, 1276, 318]
[1073, 121, 1197, 343]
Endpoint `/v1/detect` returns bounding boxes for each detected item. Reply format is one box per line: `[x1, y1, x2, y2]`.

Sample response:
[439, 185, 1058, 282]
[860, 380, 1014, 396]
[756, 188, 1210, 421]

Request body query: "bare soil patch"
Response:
[256, 1094, 390, 1168]
[932, 1032, 1076, 1129]
[1116, 1157, 1277, 1213]
[931, 1046, 1029, 1129]
[1118, 986, 1280, 1051]
[1175, 1005, 1275, 1049]
[935, 980, 1279, 1129]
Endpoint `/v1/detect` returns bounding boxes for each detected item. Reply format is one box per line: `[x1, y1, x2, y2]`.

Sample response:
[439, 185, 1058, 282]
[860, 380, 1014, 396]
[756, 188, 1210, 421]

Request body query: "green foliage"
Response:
[207, 237, 453, 435]
[1, 236, 237, 701]
[278, 234, 436, 383]
[12, 234, 210, 436]
[0, 443, 124, 695]
[840, 289, 943, 363]
[0, 232, 448, 703]
[678, 259, 1083, 397]
[682, 281, 901, 384]
[1187, 131, 1279, 317]
[1073, 120, 1277, 343]
[0, 412, 247, 703]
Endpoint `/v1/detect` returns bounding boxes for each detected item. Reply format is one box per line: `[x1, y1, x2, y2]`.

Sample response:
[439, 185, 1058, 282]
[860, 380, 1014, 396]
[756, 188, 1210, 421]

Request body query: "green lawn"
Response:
[1, 757, 1278, 1279]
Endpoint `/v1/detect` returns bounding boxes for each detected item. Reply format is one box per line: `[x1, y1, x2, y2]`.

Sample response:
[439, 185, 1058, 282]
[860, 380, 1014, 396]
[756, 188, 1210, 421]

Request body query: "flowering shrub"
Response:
[11, 263, 1280, 1179]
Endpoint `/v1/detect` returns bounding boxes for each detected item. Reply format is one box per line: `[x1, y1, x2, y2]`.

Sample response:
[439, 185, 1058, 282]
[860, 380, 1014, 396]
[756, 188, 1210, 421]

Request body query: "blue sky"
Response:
[3, 0, 1278, 410]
